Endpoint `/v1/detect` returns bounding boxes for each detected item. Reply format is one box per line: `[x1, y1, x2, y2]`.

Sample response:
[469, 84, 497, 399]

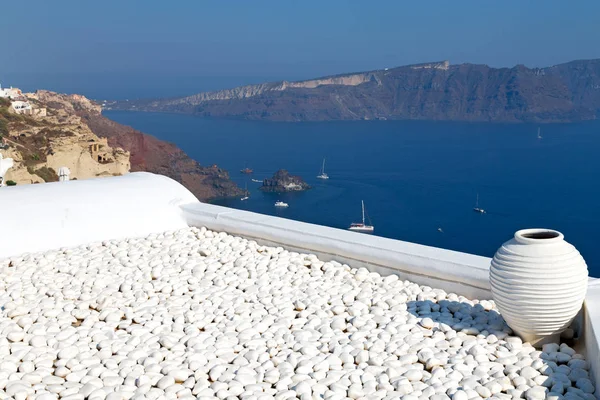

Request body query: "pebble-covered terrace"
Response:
[0, 226, 596, 400]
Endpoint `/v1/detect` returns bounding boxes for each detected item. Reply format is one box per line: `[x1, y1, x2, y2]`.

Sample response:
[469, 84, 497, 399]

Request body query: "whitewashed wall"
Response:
[0, 172, 199, 258]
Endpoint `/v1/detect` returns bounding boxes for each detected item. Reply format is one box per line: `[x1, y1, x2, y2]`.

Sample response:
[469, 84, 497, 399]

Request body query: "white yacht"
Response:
[473, 193, 486, 214]
[537, 127, 542, 139]
[252, 179, 262, 183]
[349, 200, 374, 233]
[241, 182, 249, 201]
[275, 201, 289, 208]
[317, 158, 329, 180]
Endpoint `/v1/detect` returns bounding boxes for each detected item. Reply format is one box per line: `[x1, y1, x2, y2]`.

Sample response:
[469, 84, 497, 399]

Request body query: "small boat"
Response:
[240, 162, 253, 174]
[438, 227, 444, 233]
[473, 193, 486, 214]
[537, 127, 542, 140]
[241, 182, 249, 201]
[349, 200, 374, 233]
[317, 158, 329, 180]
[251, 179, 262, 183]
[275, 201, 289, 208]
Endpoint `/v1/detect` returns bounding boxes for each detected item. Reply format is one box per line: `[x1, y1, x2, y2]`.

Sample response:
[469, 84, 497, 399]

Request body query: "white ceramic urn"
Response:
[490, 228, 588, 346]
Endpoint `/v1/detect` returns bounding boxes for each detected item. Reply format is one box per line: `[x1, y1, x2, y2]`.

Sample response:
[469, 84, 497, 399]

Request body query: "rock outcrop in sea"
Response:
[260, 169, 311, 192]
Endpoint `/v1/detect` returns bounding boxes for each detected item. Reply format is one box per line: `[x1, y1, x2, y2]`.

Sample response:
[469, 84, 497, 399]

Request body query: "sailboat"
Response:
[473, 193, 486, 213]
[537, 127, 542, 139]
[316, 158, 329, 180]
[241, 182, 249, 201]
[349, 200, 374, 233]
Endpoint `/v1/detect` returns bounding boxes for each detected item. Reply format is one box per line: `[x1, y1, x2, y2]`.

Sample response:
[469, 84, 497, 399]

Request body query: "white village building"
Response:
[0, 84, 23, 99]
[10, 100, 32, 114]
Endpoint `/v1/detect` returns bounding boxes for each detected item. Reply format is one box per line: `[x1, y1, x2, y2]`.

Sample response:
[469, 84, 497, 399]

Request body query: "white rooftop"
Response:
[0, 226, 594, 400]
[0, 173, 597, 400]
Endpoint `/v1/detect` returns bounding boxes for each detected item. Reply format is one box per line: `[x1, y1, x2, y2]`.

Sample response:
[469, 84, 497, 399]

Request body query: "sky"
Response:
[1, 0, 599, 99]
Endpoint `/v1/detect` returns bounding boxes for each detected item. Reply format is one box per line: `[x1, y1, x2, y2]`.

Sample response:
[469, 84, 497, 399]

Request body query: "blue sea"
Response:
[105, 111, 600, 277]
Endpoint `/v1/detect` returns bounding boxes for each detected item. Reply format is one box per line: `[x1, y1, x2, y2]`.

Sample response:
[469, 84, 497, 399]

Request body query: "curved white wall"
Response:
[0, 172, 199, 259]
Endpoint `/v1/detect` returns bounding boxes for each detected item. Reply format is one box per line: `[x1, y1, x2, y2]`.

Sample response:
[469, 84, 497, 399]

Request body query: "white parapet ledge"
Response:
[181, 203, 493, 299]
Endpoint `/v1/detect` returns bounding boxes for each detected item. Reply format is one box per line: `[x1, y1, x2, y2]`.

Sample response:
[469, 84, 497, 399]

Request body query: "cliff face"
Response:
[0, 91, 243, 201]
[1, 92, 130, 185]
[260, 170, 311, 193]
[78, 107, 243, 201]
[108, 59, 600, 123]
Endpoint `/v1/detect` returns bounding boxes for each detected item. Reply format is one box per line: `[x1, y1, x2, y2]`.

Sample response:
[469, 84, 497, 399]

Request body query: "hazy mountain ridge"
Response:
[109, 59, 600, 122]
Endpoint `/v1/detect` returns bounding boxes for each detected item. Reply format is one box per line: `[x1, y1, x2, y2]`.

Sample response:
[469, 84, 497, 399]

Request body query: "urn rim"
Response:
[514, 228, 564, 245]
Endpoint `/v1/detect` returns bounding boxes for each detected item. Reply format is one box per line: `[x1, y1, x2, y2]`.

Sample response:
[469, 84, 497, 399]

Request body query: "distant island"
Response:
[107, 59, 600, 123]
[260, 169, 311, 192]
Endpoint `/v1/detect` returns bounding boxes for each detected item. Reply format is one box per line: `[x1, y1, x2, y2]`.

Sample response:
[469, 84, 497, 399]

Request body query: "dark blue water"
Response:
[105, 111, 600, 277]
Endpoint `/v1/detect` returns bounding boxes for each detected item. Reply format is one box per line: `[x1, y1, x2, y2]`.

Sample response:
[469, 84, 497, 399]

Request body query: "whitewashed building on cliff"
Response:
[1, 84, 46, 116]
[0, 84, 23, 99]
[10, 100, 32, 114]
[0, 83, 32, 114]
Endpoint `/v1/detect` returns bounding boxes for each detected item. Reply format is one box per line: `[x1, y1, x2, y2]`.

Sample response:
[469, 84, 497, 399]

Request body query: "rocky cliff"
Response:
[108, 59, 600, 123]
[77, 104, 243, 201]
[1, 93, 129, 185]
[260, 170, 311, 192]
[0, 91, 243, 201]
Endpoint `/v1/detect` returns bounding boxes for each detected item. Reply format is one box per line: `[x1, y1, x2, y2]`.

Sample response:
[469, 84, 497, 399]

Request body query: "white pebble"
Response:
[0, 226, 591, 400]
